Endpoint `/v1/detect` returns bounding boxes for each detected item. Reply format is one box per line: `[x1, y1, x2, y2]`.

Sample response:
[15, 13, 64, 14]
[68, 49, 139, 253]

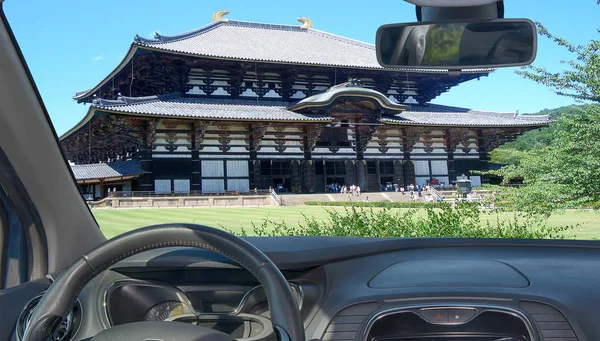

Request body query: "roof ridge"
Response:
[92, 93, 181, 107]
[227, 20, 304, 30]
[184, 98, 289, 106]
[415, 103, 472, 112]
[520, 114, 551, 118]
[469, 110, 522, 120]
[134, 19, 309, 45]
[134, 21, 222, 44]
[93, 93, 294, 108]
[307, 28, 375, 50]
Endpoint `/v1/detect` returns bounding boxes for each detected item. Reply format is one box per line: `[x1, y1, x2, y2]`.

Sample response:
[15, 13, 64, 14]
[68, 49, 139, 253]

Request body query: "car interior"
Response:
[1, 1, 599, 341]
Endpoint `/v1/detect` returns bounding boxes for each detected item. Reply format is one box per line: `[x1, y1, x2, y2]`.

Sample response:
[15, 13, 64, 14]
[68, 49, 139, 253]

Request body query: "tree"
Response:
[516, 21, 600, 103]
[489, 148, 529, 165]
[489, 104, 598, 165]
[491, 106, 600, 208]
[488, 8, 600, 208]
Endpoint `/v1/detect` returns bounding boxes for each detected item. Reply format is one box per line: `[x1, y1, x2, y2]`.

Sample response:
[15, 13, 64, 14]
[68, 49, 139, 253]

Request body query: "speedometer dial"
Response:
[143, 301, 192, 321]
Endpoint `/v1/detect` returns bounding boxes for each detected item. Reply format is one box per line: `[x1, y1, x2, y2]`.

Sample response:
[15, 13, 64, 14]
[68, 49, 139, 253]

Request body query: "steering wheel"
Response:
[22, 224, 305, 341]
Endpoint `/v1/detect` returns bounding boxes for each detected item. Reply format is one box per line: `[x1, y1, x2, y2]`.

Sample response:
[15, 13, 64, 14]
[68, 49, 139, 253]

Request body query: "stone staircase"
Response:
[279, 191, 417, 205]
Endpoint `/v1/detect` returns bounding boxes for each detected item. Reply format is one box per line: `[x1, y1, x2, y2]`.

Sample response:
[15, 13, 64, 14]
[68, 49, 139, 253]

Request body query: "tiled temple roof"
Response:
[382, 103, 550, 127]
[90, 92, 549, 127]
[92, 94, 331, 122]
[134, 20, 493, 72]
[71, 160, 145, 180]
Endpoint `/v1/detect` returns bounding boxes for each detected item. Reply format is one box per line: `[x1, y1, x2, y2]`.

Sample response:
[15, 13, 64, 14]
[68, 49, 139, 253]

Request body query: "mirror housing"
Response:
[376, 18, 537, 70]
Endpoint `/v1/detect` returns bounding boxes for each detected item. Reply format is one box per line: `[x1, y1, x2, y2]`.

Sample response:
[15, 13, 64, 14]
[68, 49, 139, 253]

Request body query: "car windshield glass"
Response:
[4, 1, 600, 241]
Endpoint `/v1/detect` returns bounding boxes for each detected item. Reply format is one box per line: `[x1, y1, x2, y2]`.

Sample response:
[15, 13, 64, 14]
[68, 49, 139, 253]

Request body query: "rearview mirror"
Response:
[376, 19, 537, 69]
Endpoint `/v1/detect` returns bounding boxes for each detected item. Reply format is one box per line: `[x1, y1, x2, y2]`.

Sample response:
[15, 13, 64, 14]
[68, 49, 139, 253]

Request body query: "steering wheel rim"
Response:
[22, 223, 304, 341]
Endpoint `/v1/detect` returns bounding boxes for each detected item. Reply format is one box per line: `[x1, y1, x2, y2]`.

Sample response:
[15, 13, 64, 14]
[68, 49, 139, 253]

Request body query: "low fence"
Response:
[108, 190, 271, 197]
[90, 193, 273, 209]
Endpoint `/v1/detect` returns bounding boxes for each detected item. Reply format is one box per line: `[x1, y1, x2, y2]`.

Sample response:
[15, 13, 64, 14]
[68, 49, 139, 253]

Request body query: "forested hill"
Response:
[490, 104, 600, 164]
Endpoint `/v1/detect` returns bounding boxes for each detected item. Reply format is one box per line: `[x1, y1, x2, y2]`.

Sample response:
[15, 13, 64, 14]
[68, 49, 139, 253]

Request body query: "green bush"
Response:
[584, 201, 600, 210]
[304, 201, 446, 208]
[228, 203, 575, 239]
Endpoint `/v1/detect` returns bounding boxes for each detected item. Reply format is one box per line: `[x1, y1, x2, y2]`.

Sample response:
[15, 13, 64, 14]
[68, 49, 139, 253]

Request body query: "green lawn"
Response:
[93, 206, 600, 240]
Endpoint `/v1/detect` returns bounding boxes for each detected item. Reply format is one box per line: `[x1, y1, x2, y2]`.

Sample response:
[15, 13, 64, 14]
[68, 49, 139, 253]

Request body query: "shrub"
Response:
[584, 201, 600, 210]
[228, 203, 576, 239]
[304, 200, 509, 209]
[304, 201, 446, 208]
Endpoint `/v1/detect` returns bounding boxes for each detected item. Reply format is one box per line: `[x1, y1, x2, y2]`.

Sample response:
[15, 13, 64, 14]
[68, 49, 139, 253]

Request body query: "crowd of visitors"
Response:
[328, 183, 362, 196]
[325, 182, 449, 203]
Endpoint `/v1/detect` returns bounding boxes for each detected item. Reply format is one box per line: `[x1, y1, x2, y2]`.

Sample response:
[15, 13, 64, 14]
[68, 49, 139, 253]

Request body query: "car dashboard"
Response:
[10, 237, 600, 341]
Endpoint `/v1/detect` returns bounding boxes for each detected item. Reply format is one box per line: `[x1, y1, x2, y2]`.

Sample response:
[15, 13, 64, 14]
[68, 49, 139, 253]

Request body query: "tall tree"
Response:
[489, 7, 600, 208]
[516, 20, 600, 103]
[492, 106, 600, 208]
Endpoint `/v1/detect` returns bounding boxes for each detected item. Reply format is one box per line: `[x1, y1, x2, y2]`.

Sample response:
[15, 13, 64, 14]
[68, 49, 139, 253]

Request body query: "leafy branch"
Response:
[516, 20, 600, 102]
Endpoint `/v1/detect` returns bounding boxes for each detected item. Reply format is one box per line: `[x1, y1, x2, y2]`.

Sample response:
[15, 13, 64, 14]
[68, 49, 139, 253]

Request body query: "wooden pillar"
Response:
[248, 126, 258, 191]
[355, 125, 364, 160]
[291, 160, 302, 193]
[355, 160, 367, 190]
[401, 128, 415, 186]
[375, 160, 381, 190]
[250, 160, 261, 191]
[345, 160, 356, 187]
[394, 160, 404, 188]
[192, 122, 208, 192]
[403, 161, 415, 187]
[302, 126, 312, 160]
[301, 160, 315, 193]
[99, 179, 105, 199]
[444, 129, 456, 182]
[139, 120, 157, 192]
[302, 125, 321, 193]
[191, 144, 201, 193]
[476, 129, 490, 184]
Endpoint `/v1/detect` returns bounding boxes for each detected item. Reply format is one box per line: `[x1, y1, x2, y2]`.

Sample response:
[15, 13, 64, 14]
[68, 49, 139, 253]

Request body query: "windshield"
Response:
[4, 0, 599, 241]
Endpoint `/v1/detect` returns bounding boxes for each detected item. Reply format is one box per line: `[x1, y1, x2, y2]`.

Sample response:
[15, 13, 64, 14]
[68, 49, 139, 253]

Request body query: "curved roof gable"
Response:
[288, 81, 408, 113]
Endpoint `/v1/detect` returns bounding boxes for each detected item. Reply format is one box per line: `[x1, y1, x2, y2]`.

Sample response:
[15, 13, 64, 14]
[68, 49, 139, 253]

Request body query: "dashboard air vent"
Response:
[520, 301, 578, 341]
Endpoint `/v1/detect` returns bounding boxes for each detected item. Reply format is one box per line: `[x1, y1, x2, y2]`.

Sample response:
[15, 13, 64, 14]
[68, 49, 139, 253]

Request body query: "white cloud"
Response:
[92, 56, 103, 62]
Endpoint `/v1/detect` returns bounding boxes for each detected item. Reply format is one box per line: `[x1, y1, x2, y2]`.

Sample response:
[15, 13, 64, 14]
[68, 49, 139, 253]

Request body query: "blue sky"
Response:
[4, 0, 599, 135]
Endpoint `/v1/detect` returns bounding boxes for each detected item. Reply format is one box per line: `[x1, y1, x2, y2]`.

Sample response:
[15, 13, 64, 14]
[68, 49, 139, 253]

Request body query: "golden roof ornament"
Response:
[297, 17, 313, 29]
[212, 10, 230, 23]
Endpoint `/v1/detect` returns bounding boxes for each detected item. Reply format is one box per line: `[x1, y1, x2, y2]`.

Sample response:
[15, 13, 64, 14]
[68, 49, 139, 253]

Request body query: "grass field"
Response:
[93, 206, 600, 240]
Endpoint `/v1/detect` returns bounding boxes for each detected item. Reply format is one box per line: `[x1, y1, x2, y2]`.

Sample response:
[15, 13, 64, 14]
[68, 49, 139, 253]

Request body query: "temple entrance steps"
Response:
[279, 191, 416, 206]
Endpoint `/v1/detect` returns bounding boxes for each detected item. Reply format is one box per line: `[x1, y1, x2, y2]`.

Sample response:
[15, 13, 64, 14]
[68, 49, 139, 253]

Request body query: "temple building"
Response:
[60, 11, 549, 198]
